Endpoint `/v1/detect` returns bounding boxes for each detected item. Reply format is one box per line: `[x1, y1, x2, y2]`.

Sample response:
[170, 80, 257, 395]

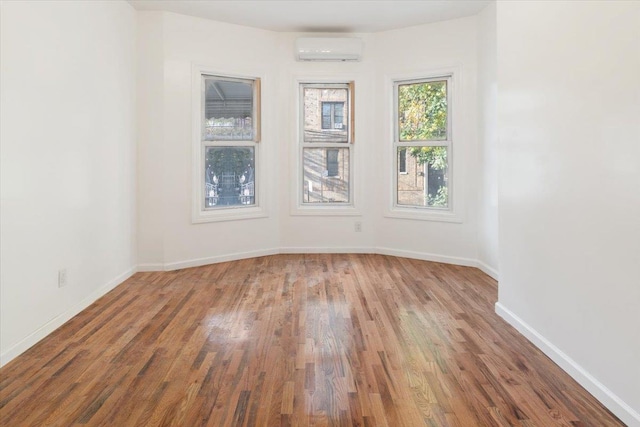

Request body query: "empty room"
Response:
[1, 0, 638, 426]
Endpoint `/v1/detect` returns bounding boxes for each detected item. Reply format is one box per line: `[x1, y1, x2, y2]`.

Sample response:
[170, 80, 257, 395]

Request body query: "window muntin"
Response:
[300, 83, 353, 206]
[200, 74, 259, 211]
[394, 76, 451, 210]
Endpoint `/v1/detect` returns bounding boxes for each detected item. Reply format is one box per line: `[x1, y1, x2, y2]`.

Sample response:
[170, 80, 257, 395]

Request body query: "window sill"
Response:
[384, 207, 462, 223]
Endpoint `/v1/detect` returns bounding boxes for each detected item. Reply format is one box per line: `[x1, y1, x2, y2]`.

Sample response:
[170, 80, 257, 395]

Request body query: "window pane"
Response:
[398, 80, 447, 141]
[205, 147, 255, 208]
[303, 148, 349, 203]
[204, 77, 253, 141]
[397, 146, 448, 208]
[303, 88, 348, 142]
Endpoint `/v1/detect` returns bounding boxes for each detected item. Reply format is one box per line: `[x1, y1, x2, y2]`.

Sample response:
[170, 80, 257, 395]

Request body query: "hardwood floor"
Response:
[0, 254, 624, 426]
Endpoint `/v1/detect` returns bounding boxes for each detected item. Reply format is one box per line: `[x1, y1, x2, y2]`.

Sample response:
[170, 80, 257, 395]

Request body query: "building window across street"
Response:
[321, 102, 345, 130]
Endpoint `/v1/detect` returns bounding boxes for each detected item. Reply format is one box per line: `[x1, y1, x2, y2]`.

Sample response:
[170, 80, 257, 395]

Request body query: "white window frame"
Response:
[386, 68, 462, 223]
[191, 65, 267, 223]
[292, 79, 360, 216]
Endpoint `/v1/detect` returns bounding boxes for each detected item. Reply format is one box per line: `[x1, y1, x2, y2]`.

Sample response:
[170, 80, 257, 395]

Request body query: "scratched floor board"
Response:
[0, 254, 624, 426]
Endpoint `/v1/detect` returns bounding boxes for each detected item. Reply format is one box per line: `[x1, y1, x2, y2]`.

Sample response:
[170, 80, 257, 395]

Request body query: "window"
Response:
[394, 76, 450, 209]
[322, 102, 345, 130]
[193, 70, 263, 223]
[326, 149, 340, 176]
[300, 83, 354, 206]
[398, 148, 407, 174]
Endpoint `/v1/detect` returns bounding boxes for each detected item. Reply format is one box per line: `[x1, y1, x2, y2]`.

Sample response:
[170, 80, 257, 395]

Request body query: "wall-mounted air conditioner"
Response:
[295, 37, 363, 62]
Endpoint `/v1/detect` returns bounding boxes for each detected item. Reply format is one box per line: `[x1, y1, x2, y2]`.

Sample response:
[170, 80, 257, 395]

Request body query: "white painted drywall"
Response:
[136, 12, 281, 269]
[476, 2, 499, 278]
[496, 1, 640, 424]
[136, 13, 482, 267]
[278, 17, 481, 260]
[0, 1, 137, 363]
[373, 17, 480, 262]
[276, 31, 377, 252]
[137, 12, 166, 268]
[2, 2, 637, 422]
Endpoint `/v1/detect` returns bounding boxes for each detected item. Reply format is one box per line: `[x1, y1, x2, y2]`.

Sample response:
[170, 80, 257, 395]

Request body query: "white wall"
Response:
[277, 31, 377, 252]
[496, 1, 640, 425]
[136, 13, 482, 268]
[4, 3, 635, 423]
[0, 1, 137, 364]
[476, 2, 499, 279]
[373, 17, 480, 264]
[137, 12, 282, 270]
[137, 12, 165, 267]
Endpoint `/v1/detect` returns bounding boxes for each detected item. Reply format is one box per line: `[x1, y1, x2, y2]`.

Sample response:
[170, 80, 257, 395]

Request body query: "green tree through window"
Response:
[396, 79, 449, 208]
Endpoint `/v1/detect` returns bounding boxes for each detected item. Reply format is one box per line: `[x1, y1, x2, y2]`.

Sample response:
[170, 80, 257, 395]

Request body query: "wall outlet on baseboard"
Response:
[354, 221, 362, 232]
[58, 269, 68, 288]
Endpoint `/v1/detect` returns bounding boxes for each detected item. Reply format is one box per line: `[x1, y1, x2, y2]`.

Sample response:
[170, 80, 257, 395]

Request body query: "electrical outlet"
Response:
[354, 221, 362, 232]
[58, 269, 67, 288]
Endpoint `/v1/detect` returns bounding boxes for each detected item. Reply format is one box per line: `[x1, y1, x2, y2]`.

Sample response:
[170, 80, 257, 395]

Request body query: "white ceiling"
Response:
[128, 0, 491, 33]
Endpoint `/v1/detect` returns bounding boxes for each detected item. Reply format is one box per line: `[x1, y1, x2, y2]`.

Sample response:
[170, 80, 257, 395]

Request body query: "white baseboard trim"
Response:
[375, 246, 479, 267]
[495, 302, 640, 427]
[279, 247, 373, 254]
[149, 247, 500, 280]
[476, 260, 499, 281]
[0, 266, 137, 368]
[163, 248, 280, 271]
[137, 263, 165, 272]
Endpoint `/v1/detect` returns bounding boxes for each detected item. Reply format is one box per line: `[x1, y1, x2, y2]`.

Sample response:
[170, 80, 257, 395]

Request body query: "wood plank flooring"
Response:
[0, 254, 624, 426]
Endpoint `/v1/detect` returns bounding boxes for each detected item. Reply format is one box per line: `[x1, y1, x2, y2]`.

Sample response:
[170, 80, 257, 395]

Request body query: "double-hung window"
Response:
[193, 71, 262, 223]
[394, 76, 451, 210]
[299, 83, 354, 205]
